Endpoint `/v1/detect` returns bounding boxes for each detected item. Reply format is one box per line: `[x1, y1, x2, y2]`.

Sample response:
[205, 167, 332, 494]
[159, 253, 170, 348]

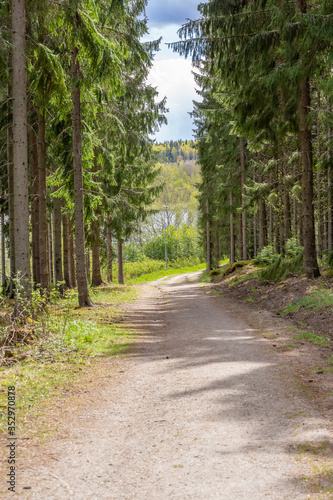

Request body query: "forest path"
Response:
[19, 273, 331, 499]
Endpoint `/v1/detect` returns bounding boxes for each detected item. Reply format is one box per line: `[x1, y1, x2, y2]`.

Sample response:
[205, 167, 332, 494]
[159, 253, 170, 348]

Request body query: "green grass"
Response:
[0, 284, 139, 435]
[296, 331, 329, 347]
[282, 289, 333, 315]
[127, 262, 206, 284]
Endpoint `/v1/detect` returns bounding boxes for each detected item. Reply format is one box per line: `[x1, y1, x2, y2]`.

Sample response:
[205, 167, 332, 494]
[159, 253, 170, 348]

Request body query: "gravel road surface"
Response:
[17, 272, 332, 499]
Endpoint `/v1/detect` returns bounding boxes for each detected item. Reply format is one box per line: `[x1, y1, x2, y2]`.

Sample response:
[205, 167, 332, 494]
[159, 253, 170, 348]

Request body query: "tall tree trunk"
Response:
[69, 231, 76, 288]
[297, 1, 320, 277]
[328, 167, 333, 251]
[240, 138, 247, 260]
[7, 84, 15, 298]
[1, 212, 5, 286]
[29, 109, 40, 288]
[38, 109, 50, 295]
[106, 222, 113, 282]
[284, 189, 292, 247]
[12, 0, 31, 305]
[229, 192, 235, 264]
[252, 212, 256, 258]
[328, 110, 332, 251]
[53, 198, 64, 293]
[237, 212, 243, 261]
[91, 218, 104, 286]
[213, 221, 219, 269]
[268, 174, 274, 245]
[316, 92, 323, 258]
[282, 158, 291, 250]
[118, 239, 124, 285]
[258, 173, 267, 252]
[86, 249, 90, 282]
[49, 219, 54, 285]
[71, 47, 92, 306]
[298, 78, 320, 277]
[206, 199, 212, 271]
[63, 214, 72, 289]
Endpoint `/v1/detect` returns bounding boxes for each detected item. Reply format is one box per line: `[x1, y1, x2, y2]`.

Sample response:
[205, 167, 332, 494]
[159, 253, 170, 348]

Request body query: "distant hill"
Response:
[153, 140, 198, 164]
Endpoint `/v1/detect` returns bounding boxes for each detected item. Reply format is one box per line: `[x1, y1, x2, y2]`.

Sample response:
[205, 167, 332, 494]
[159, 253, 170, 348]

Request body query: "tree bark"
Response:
[7, 84, 15, 298]
[268, 173, 274, 245]
[29, 110, 40, 288]
[213, 221, 219, 269]
[316, 92, 323, 258]
[284, 188, 292, 247]
[38, 109, 50, 295]
[106, 222, 113, 282]
[240, 138, 247, 260]
[328, 111, 332, 251]
[86, 249, 90, 282]
[229, 192, 235, 264]
[49, 218, 54, 285]
[258, 173, 267, 252]
[91, 218, 104, 286]
[328, 167, 332, 251]
[12, 0, 31, 304]
[63, 214, 72, 289]
[206, 199, 212, 271]
[298, 78, 320, 277]
[118, 239, 124, 285]
[1, 212, 6, 286]
[297, 1, 320, 277]
[53, 198, 64, 293]
[71, 47, 92, 306]
[69, 230, 76, 288]
[237, 212, 243, 261]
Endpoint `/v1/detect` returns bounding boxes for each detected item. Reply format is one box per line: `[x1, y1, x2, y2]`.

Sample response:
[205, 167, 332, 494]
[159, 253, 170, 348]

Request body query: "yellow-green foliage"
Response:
[222, 260, 252, 277]
[283, 289, 333, 314]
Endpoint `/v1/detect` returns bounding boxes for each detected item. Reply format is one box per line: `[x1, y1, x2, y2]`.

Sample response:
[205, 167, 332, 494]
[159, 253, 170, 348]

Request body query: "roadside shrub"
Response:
[169, 256, 201, 268]
[144, 224, 201, 262]
[259, 252, 304, 282]
[323, 250, 333, 270]
[112, 259, 165, 280]
[285, 238, 303, 259]
[254, 245, 280, 266]
[123, 243, 145, 263]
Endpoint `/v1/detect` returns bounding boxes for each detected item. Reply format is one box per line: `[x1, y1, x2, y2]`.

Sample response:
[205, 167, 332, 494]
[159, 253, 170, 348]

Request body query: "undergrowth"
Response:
[296, 331, 329, 347]
[259, 253, 304, 282]
[0, 284, 138, 434]
[282, 289, 333, 314]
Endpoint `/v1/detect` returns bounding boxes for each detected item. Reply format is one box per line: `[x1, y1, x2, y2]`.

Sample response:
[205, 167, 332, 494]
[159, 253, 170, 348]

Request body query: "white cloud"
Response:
[141, 6, 204, 142]
[147, 58, 198, 141]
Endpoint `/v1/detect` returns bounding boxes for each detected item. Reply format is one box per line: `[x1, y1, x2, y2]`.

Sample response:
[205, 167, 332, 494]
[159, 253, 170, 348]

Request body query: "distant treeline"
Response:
[153, 140, 198, 164]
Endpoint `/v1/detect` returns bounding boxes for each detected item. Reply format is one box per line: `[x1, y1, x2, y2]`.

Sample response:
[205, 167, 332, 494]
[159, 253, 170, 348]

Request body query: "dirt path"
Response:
[17, 273, 332, 498]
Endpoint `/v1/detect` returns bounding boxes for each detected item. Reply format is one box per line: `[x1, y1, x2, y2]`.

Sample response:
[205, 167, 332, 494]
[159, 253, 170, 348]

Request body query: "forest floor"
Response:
[1, 271, 333, 498]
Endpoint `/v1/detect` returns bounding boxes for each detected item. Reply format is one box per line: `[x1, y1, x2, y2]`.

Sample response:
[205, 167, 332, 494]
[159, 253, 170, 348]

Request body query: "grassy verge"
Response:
[127, 262, 206, 284]
[296, 331, 330, 347]
[0, 284, 139, 435]
[282, 289, 333, 315]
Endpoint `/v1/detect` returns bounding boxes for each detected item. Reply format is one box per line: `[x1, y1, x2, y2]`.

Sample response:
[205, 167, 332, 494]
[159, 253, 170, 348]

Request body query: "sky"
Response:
[143, 0, 201, 143]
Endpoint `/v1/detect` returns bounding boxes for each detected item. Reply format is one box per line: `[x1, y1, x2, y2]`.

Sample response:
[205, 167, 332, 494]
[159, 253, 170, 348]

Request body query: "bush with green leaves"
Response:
[323, 250, 333, 270]
[254, 245, 280, 266]
[123, 243, 145, 263]
[144, 224, 202, 262]
[112, 259, 165, 280]
[259, 253, 304, 282]
[285, 238, 303, 259]
[169, 256, 201, 268]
